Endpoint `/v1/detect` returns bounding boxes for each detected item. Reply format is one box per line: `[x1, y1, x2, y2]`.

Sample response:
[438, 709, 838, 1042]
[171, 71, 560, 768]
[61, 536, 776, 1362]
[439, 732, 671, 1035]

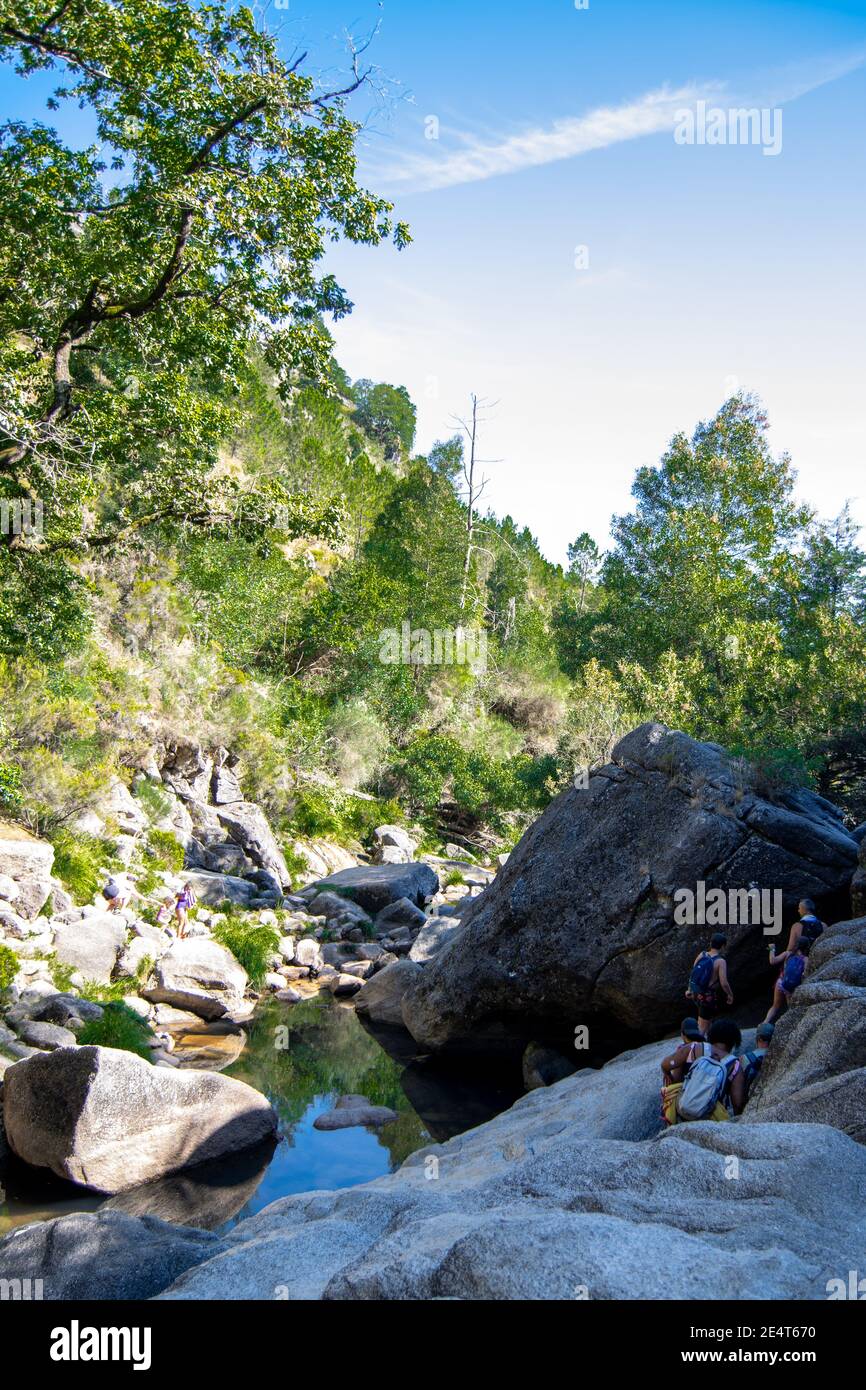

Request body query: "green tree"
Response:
[0, 0, 409, 563]
[351, 380, 417, 460]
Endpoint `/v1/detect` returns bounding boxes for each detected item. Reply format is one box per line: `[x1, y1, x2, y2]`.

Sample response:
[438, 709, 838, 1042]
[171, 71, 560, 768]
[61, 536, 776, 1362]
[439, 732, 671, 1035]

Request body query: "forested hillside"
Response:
[2, 0, 866, 886]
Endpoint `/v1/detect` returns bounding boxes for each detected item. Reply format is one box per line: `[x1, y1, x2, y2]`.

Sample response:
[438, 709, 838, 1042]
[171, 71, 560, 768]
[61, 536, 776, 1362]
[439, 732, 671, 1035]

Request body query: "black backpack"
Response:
[799, 915, 824, 947]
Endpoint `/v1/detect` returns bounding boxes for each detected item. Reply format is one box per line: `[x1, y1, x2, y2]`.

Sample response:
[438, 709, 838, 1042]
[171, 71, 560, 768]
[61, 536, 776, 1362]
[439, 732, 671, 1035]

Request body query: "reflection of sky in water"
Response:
[224, 1092, 401, 1231]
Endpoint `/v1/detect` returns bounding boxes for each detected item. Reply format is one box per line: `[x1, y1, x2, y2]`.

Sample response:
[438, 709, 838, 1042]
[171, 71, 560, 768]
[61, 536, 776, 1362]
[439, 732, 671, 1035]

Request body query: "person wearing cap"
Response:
[740, 1022, 774, 1099]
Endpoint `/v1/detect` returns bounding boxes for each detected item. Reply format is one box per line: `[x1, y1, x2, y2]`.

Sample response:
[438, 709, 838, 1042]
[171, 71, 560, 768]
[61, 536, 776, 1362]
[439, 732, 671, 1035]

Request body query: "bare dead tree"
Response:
[451, 393, 498, 614]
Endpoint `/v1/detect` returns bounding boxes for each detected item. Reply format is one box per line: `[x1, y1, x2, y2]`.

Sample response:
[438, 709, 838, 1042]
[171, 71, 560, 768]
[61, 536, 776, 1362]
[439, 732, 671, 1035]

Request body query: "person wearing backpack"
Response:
[101, 876, 127, 912]
[686, 934, 734, 1035]
[763, 938, 811, 1024]
[740, 1022, 774, 1100]
[779, 898, 826, 956]
[674, 1018, 746, 1123]
[660, 1017, 706, 1124]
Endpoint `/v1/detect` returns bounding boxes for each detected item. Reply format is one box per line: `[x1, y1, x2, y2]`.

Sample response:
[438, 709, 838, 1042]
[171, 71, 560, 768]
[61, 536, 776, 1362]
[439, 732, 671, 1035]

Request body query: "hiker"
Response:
[740, 1022, 774, 1100]
[174, 882, 197, 938]
[156, 895, 176, 936]
[102, 876, 127, 912]
[779, 898, 826, 955]
[672, 1018, 746, 1123]
[685, 933, 734, 1035]
[661, 1018, 705, 1083]
[763, 938, 811, 1024]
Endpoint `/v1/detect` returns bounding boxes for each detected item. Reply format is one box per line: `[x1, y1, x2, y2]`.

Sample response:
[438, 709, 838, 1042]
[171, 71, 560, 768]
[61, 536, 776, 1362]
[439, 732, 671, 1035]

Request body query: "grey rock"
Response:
[374, 897, 427, 933]
[409, 915, 466, 963]
[29, 993, 104, 1028]
[522, 1041, 578, 1090]
[52, 913, 128, 984]
[746, 913, 866, 1141]
[303, 862, 439, 916]
[211, 747, 244, 805]
[0, 829, 54, 919]
[354, 958, 423, 1028]
[3, 1045, 277, 1193]
[0, 1210, 226, 1301]
[216, 802, 291, 890]
[142, 937, 248, 1020]
[313, 1103, 398, 1131]
[181, 869, 259, 907]
[159, 1106, 866, 1300]
[161, 738, 214, 802]
[401, 722, 859, 1055]
[17, 1019, 77, 1050]
[327, 973, 363, 997]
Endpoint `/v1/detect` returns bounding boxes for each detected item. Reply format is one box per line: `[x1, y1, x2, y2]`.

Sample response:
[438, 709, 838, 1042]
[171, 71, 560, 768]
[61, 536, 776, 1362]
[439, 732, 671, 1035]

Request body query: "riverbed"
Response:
[0, 993, 522, 1237]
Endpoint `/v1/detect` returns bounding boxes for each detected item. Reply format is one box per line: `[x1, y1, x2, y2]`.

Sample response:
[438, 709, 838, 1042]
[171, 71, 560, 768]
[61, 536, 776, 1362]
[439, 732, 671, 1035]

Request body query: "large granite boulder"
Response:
[0, 1210, 226, 1300]
[745, 913, 866, 1141]
[52, 911, 128, 984]
[0, 824, 54, 919]
[2, 1045, 277, 1193]
[401, 723, 859, 1055]
[302, 862, 439, 916]
[215, 802, 291, 890]
[142, 937, 248, 1019]
[155, 1109, 866, 1300]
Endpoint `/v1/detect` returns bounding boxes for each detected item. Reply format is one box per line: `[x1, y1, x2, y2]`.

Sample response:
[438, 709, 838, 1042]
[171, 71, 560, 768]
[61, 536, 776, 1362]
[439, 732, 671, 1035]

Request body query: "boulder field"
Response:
[400, 722, 859, 1056]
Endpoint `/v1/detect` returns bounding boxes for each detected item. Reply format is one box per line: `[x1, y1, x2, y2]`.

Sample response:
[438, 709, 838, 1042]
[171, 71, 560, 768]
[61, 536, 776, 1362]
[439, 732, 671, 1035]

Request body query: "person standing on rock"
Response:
[686, 934, 734, 1035]
[779, 898, 826, 955]
[763, 938, 811, 1024]
[174, 882, 197, 939]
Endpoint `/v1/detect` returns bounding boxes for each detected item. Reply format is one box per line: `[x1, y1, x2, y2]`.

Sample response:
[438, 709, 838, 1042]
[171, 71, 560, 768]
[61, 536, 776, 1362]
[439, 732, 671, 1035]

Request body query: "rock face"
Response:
[2, 1046, 277, 1193]
[401, 723, 859, 1055]
[852, 836, 866, 917]
[745, 913, 866, 1141]
[0, 1211, 226, 1301]
[303, 862, 439, 916]
[215, 803, 292, 891]
[0, 823, 54, 919]
[142, 938, 248, 1020]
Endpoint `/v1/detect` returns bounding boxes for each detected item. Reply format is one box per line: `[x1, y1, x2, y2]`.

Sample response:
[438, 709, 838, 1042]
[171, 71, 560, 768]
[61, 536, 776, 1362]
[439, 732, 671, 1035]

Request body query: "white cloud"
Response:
[374, 51, 865, 193]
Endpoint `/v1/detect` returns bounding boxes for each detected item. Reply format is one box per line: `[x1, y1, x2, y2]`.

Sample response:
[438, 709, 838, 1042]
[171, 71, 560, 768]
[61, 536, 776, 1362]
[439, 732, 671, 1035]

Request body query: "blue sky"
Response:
[3, 0, 865, 563]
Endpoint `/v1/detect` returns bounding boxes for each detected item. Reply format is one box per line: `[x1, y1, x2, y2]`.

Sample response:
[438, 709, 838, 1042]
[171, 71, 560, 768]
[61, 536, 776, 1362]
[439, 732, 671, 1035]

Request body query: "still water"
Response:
[0, 993, 521, 1236]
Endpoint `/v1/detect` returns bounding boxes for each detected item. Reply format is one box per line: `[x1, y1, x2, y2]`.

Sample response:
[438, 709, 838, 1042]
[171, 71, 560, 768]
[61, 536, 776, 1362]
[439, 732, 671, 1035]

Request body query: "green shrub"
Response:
[134, 778, 173, 821]
[145, 828, 185, 873]
[0, 942, 19, 990]
[49, 828, 121, 905]
[77, 1001, 156, 1061]
[444, 869, 466, 887]
[0, 760, 22, 813]
[212, 919, 280, 987]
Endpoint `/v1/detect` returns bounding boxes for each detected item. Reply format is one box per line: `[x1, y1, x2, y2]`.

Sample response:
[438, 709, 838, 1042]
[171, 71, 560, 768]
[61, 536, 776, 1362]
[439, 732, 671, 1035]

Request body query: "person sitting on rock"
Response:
[740, 1021, 774, 1099]
[174, 882, 197, 938]
[102, 876, 127, 913]
[661, 1017, 704, 1082]
[686, 933, 734, 1035]
[673, 1018, 746, 1122]
[660, 1017, 706, 1124]
[763, 938, 811, 1024]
